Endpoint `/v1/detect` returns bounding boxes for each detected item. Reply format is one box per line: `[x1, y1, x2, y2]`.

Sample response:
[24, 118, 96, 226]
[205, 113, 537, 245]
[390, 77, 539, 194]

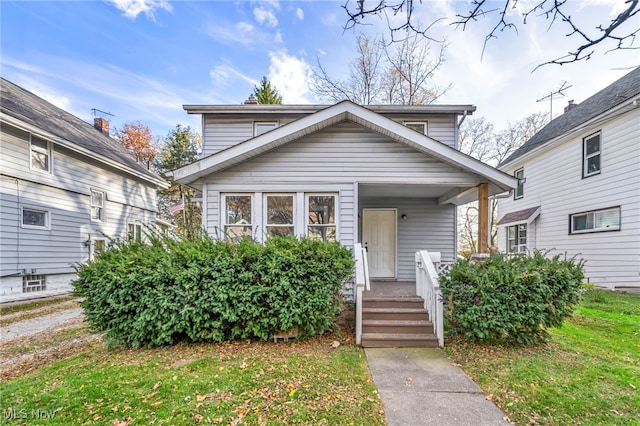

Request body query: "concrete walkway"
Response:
[366, 348, 512, 426]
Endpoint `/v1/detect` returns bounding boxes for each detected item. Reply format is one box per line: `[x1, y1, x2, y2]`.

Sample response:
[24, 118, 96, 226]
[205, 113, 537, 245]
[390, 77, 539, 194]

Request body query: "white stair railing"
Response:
[415, 250, 444, 347]
[354, 243, 370, 345]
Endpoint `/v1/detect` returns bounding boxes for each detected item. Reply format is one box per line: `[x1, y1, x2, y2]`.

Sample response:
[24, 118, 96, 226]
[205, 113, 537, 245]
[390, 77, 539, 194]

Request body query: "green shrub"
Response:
[72, 234, 354, 347]
[439, 251, 585, 345]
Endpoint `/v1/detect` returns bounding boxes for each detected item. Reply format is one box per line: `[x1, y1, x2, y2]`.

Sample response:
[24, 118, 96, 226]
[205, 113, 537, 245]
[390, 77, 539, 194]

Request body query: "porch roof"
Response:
[173, 101, 517, 201]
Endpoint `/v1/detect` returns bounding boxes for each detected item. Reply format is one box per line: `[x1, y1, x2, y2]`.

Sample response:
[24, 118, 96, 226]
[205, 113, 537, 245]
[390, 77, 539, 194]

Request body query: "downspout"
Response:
[455, 110, 469, 150]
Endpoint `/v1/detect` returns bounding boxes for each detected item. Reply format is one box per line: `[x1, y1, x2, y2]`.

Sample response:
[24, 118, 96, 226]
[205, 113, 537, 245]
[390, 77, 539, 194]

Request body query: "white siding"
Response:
[1, 122, 158, 300]
[497, 109, 640, 289]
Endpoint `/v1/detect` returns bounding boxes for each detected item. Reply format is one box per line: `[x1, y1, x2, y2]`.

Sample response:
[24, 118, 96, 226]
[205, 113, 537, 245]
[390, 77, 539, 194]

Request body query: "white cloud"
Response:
[268, 51, 314, 104]
[108, 0, 172, 21]
[296, 8, 304, 20]
[254, 7, 278, 27]
[205, 21, 282, 47]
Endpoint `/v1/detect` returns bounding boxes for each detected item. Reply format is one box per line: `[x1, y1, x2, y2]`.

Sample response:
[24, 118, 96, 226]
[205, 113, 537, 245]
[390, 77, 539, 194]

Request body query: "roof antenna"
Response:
[536, 81, 572, 121]
[91, 108, 114, 118]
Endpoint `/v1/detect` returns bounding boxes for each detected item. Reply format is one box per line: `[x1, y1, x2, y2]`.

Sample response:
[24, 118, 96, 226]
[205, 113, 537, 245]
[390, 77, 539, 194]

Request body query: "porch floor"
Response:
[365, 281, 417, 298]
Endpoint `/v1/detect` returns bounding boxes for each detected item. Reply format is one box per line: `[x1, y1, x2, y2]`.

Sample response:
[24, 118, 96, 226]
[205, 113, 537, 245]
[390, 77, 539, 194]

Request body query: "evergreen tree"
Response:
[155, 125, 202, 239]
[252, 76, 282, 104]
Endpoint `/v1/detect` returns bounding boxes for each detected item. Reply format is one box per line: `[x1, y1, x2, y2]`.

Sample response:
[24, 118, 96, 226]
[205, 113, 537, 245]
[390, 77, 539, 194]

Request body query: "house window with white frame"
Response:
[254, 121, 278, 136]
[30, 135, 51, 172]
[570, 206, 620, 234]
[90, 238, 108, 260]
[128, 223, 143, 241]
[307, 194, 337, 242]
[514, 168, 524, 199]
[265, 194, 295, 237]
[91, 190, 106, 222]
[404, 121, 428, 135]
[22, 207, 50, 229]
[583, 132, 601, 178]
[223, 194, 253, 241]
[507, 224, 527, 253]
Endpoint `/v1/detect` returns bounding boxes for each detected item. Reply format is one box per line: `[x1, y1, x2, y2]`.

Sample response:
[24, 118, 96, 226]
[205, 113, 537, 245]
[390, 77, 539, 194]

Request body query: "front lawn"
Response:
[446, 289, 640, 425]
[1, 336, 384, 425]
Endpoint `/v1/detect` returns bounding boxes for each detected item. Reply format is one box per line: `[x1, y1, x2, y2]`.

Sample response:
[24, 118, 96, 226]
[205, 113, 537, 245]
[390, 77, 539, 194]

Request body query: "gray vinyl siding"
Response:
[211, 122, 480, 185]
[201, 114, 458, 157]
[1, 122, 157, 279]
[202, 122, 465, 280]
[359, 198, 455, 280]
[497, 109, 640, 289]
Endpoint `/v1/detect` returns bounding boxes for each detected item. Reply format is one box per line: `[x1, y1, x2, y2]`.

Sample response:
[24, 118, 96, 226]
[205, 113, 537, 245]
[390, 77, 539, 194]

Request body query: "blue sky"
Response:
[2, 0, 638, 141]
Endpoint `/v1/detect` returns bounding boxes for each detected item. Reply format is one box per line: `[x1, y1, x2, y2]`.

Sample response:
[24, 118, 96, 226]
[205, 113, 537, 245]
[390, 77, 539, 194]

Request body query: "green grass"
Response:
[1, 337, 384, 425]
[446, 289, 640, 425]
[0, 296, 75, 316]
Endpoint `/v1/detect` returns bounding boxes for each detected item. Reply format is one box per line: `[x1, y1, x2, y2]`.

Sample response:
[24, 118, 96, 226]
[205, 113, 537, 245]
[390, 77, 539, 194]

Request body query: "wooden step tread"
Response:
[362, 296, 423, 302]
[361, 332, 438, 340]
[363, 308, 427, 313]
[363, 319, 432, 326]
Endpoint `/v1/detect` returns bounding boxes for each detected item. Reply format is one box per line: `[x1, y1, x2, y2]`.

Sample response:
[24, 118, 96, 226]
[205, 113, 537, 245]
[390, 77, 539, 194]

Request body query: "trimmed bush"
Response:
[439, 251, 585, 345]
[72, 235, 354, 347]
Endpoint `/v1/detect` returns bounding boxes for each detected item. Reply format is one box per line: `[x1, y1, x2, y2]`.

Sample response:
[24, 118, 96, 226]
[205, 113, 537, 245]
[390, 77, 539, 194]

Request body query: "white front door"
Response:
[362, 208, 397, 279]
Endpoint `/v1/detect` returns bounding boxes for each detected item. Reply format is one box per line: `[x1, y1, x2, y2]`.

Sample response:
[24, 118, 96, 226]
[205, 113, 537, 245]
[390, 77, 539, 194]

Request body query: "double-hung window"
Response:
[507, 224, 527, 253]
[265, 194, 295, 237]
[583, 132, 601, 177]
[514, 168, 524, 199]
[307, 195, 337, 242]
[91, 190, 106, 222]
[30, 135, 51, 172]
[570, 207, 620, 234]
[254, 121, 278, 136]
[223, 194, 253, 241]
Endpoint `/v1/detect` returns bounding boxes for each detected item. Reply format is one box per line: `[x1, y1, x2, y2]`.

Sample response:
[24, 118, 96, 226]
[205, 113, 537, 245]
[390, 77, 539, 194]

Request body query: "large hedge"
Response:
[439, 251, 585, 345]
[72, 235, 354, 347]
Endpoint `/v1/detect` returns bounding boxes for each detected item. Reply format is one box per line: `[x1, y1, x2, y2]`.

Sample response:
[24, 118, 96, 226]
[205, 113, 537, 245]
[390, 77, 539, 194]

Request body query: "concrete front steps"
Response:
[361, 296, 438, 348]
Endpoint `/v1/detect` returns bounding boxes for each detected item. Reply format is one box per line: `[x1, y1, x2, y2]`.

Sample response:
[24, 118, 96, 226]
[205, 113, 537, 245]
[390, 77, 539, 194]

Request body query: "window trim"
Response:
[403, 121, 428, 135]
[569, 206, 620, 235]
[264, 193, 296, 238]
[253, 121, 279, 137]
[506, 223, 527, 254]
[514, 168, 524, 200]
[90, 238, 108, 260]
[305, 193, 338, 242]
[582, 131, 601, 178]
[90, 189, 106, 222]
[29, 134, 52, 173]
[21, 206, 51, 230]
[221, 193, 254, 240]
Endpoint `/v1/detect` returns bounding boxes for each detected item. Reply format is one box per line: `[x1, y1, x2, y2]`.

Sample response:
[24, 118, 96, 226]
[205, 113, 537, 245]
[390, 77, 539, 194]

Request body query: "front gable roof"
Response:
[0, 78, 167, 188]
[500, 66, 640, 167]
[173, 100, 517, 195]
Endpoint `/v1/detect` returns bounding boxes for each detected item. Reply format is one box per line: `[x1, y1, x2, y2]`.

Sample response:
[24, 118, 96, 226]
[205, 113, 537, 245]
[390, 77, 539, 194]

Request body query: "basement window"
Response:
[23, 275, 47, 293]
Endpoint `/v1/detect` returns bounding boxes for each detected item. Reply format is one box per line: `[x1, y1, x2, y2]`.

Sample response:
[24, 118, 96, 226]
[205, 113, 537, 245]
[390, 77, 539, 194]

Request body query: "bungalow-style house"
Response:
[0, 78, 168, 302]
[496, 67, 640, 292]
[172, 100, 518, 346]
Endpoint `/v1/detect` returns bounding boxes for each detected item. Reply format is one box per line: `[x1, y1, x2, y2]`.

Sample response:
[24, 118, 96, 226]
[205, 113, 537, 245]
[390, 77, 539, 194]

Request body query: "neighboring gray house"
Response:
[1, 78, 168, 302]
[172, 100, 517, 284]
[497, 67, 640, 291]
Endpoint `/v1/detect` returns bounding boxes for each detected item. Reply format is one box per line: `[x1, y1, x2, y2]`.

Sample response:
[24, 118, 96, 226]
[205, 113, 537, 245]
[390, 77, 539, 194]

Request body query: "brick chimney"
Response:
[94, 117, 110, 135]
[244, 94, 258, 105]
[564, 100, 578, 113]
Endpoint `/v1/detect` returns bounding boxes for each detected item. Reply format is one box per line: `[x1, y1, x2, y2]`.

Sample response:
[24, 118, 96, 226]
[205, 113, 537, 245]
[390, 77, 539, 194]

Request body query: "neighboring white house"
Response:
[496, 67, 640, 291]
[172, 100, 517, 291]
[0, 78, 168, 302]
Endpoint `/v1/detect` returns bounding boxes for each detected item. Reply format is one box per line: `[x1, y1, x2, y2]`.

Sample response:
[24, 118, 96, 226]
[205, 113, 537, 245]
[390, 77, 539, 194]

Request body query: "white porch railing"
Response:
[415, 250, 444, 347]
[354, 243, 370, 345]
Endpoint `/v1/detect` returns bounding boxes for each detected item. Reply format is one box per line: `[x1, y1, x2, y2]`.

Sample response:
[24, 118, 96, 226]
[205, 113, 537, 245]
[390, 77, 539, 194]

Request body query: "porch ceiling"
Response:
[358, 183, 508, 205]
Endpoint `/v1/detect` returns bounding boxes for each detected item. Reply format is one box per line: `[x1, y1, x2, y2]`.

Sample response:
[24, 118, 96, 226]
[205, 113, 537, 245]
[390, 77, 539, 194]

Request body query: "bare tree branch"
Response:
[343, 0, 640, 68]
